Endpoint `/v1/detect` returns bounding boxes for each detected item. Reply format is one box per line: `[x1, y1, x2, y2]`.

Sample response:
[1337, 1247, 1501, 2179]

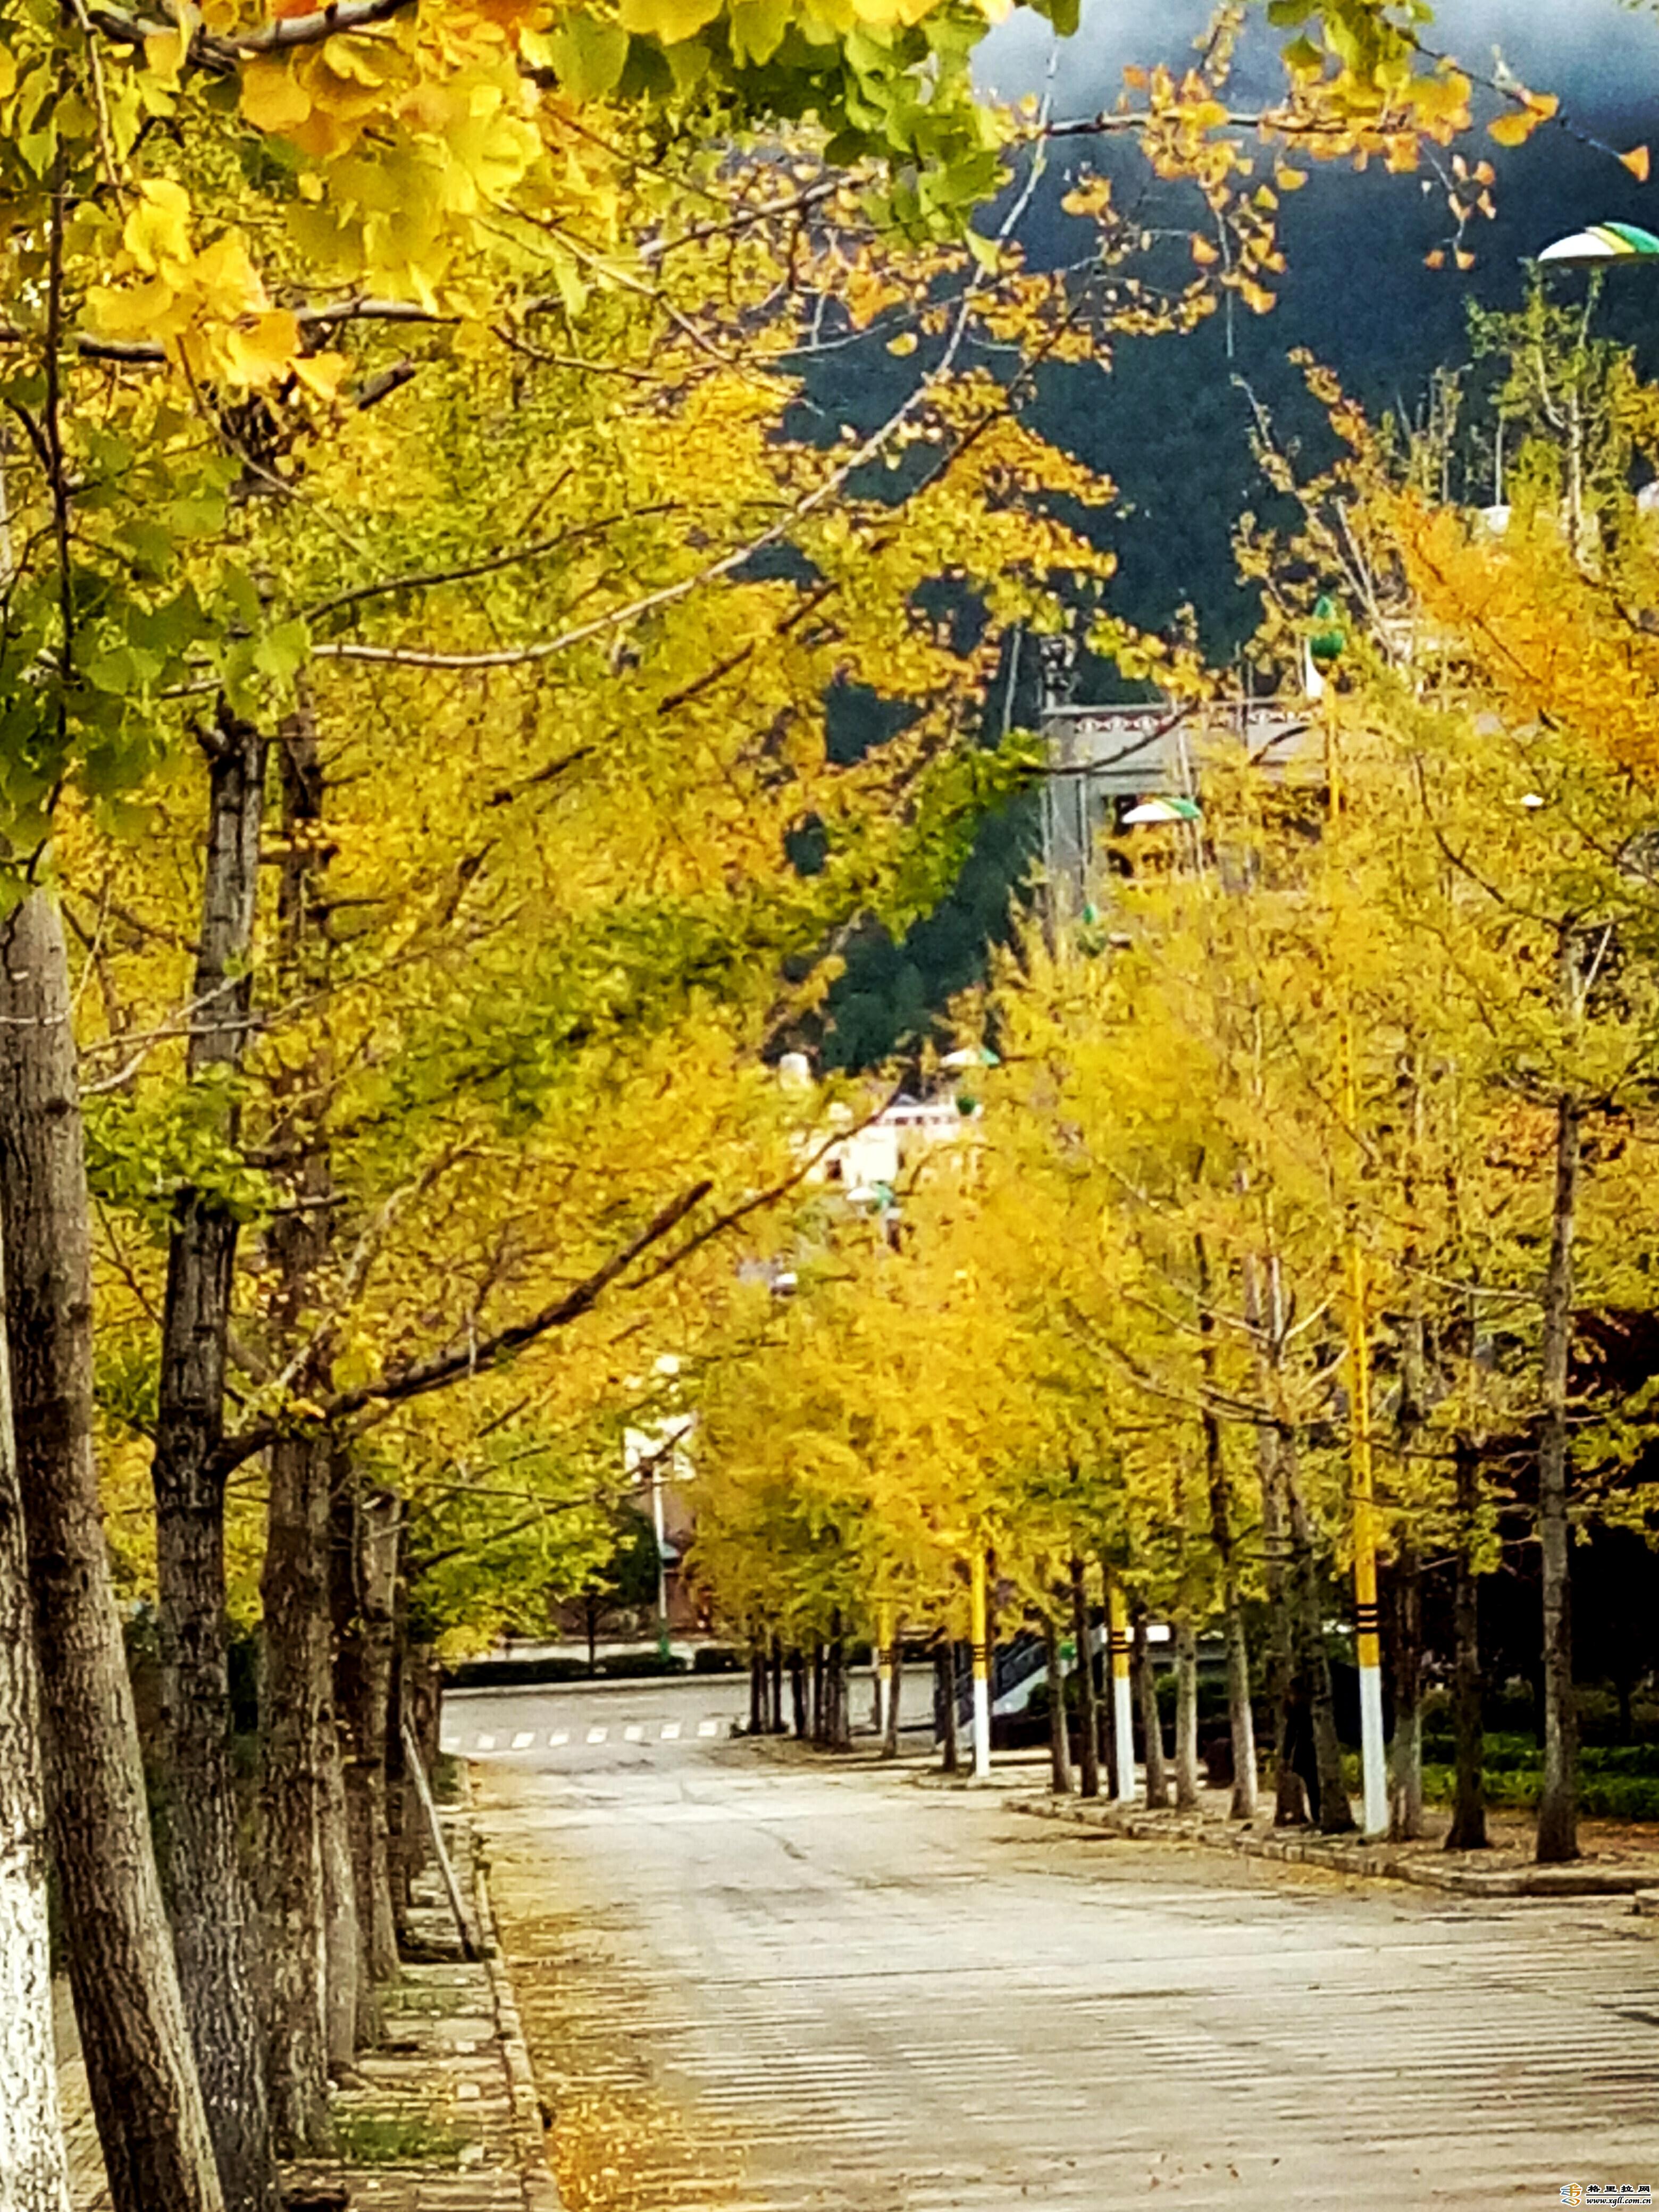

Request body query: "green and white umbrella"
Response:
[1537, 221, 1659, 266]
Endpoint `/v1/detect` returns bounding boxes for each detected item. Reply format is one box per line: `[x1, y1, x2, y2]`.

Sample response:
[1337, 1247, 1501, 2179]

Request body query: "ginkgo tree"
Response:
[0, 0, 1583, 2204]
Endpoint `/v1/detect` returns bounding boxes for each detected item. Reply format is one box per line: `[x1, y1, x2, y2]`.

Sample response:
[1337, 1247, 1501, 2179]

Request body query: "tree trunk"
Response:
[1132, 1605, 1167, 1809]
[769, 1635, 784, 1733]
[0, 891, 224, 2212]
[0, 1239, 72, 2212]
[1044, 1611, 1072, 1794]
[810, 1643, 825, 1745]
[1195, 1238, 1257, 1820]
[1446, 1440, 1488, 1851]
[386, 1590, 412, 1941]
[1536, 1092, 1581, 1866]
[150, 708, 276, 2212]
[1285, 1441, 1354, 1834]
[334, 1482, 401, 2025]
[881, 1619, 903, 1758]
[828, 1611, 849, 1749]
[789, 1647, 807, 1739]
[1097, 1552, 1119, 1799]
[937, 1635, 960, 1775]
[261, 689, 357, 2136]
[584, 1597, 597, 1677]
[1386, 1545, 1425, 1842]
[321, 1712, 358, 2073]
[1172, 1612, 1201, 1812]
[748, 1639, 766, 1736]
[260, 1432, 333, 2151]
[1259, 1423, 1303, 1825]
[393, 1638, 440, 1915]
[1069, 1559, 1100, 1799]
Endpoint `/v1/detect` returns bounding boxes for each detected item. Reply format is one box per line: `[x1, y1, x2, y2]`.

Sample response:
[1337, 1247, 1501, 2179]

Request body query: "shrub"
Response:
[596, 1652, 689, 1678]
[1418, 1761, 1659, 1822]
[692, 1646, 741, 1673]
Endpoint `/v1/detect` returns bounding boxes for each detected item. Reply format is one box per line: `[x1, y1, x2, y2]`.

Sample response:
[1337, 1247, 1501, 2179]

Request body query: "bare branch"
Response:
[211, 1178, 714, 1477]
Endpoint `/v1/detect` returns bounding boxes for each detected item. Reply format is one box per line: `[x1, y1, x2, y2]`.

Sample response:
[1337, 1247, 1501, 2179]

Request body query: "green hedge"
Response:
[1420, 1733, 1659, 1782]
[1418, 1762, 1659, 1823]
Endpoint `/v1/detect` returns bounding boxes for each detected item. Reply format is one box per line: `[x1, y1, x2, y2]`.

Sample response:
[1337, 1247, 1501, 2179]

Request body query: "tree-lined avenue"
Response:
[474, 1723, 1659, 2211]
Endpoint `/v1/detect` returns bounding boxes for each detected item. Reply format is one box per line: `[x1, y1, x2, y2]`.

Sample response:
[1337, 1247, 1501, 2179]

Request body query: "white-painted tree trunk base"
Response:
[1360, 1663, 1388, 1837]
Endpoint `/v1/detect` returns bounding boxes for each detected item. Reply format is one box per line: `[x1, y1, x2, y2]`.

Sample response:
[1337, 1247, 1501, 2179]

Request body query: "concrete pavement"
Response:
[443, 1674, 752, 1772]
[471, 1699, 1659, 2211]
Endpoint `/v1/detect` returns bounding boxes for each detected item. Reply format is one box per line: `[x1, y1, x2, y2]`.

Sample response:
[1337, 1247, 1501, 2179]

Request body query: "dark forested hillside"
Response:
[808, 4, 1659, 1067]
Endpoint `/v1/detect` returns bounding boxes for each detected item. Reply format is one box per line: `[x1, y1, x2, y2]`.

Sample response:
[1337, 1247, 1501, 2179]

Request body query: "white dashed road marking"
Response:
[476, 1735, 496, 1751]
[586, 1726, 608, 1744]
[624, 1724, 643, 1741]
[512, 1731, 534, 1749]
[661, 1723, 682, 1740]
[549, 1730, 569, 1747]
[698, 1720, 720, 1738]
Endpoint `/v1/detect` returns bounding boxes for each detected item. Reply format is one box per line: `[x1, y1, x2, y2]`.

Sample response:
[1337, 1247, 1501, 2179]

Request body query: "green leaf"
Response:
[542, 13, 630, 101]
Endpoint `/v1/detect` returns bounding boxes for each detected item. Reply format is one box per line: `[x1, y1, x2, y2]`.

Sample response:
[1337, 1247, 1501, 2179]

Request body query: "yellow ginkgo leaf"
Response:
[226, 309, 300, 386]
[124, 178, 193, 275]
[617, 0, 723, 45]
[144, 30, 185, 84]
[1488, 106, 1546, 149]
[241, 56, 312, 133]
[291, 348, 349, 401]
[1189, 232, 1219, 266]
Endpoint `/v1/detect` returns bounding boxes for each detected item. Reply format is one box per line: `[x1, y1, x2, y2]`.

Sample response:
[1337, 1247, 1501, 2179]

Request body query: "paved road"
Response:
[468, 1699, 1659, 2211]
[445, 1674, 753, 1770]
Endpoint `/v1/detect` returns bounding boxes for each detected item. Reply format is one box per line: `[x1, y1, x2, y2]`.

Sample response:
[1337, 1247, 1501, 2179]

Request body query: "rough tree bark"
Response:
[1284, 1438, 1354, 1835]
[936, 1635, 960, 1774]
[788, 1647, 807, 1739]
[769, 1636, 784, 1734]
[0, 890, 224, 2212]
[748, 1638, 766, 1736]
[1097, 1550, 1120, 1800]
[1387, 1546, 1425, 1843]
[1172, 1611, 1201, 1813]
[150, 706, 276, 2212]
[1536, 1092, 1582, 1866]
[1244, 1249, 1302, 1826]
[334, 1479, 402, 2036]
[810, 1643, 825, 1745]
[1068, 1558, 1100, 1799]
[0, 1235, 73, 2212]
[937, 1646, 960, 1778]
[321, 1712, 358, 2073]
[1446, 1439, 1488, 1851]
[1044, 1610, 1072, 1795]
[1196, 1239, 1256, 1818]
[261, 690, 354, 2147]
[1132, 1603, 1167, 1809]
[827, 1611, 849, 1749]
[881, 1619, 903, 1758]
[261, 1430, 333, 2149]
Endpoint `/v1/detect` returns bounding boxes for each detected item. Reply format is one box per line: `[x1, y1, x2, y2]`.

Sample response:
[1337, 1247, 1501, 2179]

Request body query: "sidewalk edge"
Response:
[1009, 1794, 1659, 1898]
[463, 1775, 564, 2212]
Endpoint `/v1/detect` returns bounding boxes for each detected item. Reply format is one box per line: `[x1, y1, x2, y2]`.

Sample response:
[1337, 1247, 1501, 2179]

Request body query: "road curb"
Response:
[464, 1779, 564, 2212]
[1010, 1794, 1659, 1898]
